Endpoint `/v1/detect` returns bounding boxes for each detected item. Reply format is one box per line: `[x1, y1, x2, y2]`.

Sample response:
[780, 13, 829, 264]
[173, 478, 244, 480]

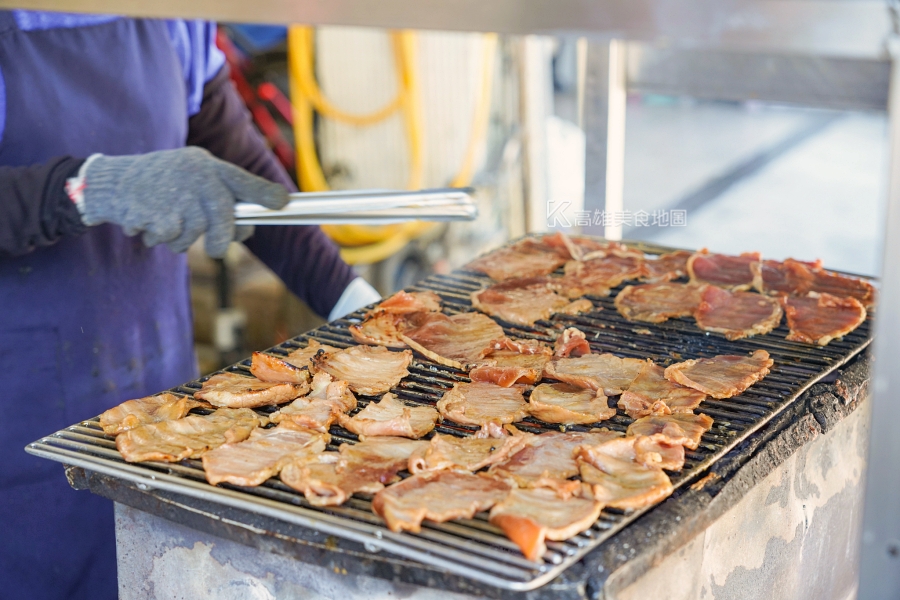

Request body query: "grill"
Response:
[26, 237, 873, 593]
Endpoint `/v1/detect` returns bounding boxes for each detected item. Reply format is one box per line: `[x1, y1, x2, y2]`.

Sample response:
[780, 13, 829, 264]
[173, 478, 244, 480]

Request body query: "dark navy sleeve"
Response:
[0, 157, 87, 257]
[187, 64, 357, 318]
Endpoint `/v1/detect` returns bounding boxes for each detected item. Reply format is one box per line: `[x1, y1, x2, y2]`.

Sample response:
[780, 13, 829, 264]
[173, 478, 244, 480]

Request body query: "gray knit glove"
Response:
[80, 147, 289, 257]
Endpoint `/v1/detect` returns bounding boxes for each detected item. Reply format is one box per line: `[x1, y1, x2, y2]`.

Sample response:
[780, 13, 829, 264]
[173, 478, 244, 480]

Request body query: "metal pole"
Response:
[582, 38, 627, 240]
[857, 35, 900, 599]
[520, 36, 554, 233]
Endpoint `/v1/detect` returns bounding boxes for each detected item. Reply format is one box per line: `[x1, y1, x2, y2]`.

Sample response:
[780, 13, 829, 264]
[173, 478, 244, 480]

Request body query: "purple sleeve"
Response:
[186, 64, 357, 318]
[165, 20, 227, 116]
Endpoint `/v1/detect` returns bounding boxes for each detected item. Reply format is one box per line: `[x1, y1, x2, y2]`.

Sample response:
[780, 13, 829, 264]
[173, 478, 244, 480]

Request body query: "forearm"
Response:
[187, 65, 356, 317]
[0, 157, 86, 257]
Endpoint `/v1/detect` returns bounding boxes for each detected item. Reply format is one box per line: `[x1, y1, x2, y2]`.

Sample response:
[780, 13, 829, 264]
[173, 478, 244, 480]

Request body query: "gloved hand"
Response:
[328, 277, 382, 321]
[78, 147, 289, 258]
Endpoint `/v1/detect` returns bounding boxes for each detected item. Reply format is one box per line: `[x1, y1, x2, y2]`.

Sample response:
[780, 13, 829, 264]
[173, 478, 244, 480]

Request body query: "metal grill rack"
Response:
[26, 238, 873, 592]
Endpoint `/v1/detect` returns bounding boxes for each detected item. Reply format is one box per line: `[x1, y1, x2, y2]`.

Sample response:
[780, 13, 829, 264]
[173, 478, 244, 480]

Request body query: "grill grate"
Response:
[27, 238, 873, 592]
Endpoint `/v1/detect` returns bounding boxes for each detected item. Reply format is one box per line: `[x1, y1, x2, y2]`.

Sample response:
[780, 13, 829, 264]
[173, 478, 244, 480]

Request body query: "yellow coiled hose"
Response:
[288, 26, 496, 264]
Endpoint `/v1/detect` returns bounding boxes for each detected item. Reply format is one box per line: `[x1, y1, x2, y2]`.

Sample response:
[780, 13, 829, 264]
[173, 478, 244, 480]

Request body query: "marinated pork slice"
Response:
[195, 372, 307, 409]
[528, 383, 615, 425]
[576, 437, 674, 509]
[693, 285, 783, 341]
[543, 353, 645, 396]
[348, 311, 409, 348]
[492, 337, 552, 355]
[687, 250, 761, 291]
[338, 393, 439, 438]
[556, 255, 648, 298]
[202, 422, 329, 487]
[471, 276, 592, 326]
[640, 250, 693, 283]
[402, 311, 505, 369]
[781, 292, 867, 346]
[465, 239, 569, 281]
[372, 470, 512, 533]
[250, 339, 337, 383]
[542, 232, 644, 262]
[664, 349, 773, 399]
[614, 282, 704, 323]
[806, 268, 876, 309]
[436, 381, 528, 426]
[408, 432, 530, 474]
[489, 488, 603, 561]
[489, 430, 622, 497]
[270, 372, 357, 432]
[757, 259, 819, 296]
[632, 434, 686, 471]
[554, 327, 591, 358]
[116, 408, 261, 463]
[469, 348, 552, 387]
[312, 345, 412, 396]
[626, 413, 714, 450]
[99, 393, 206, 435]
[280, 437, 429, 506]
[617, 363, 707, 419]
[371, 290, 442, 315]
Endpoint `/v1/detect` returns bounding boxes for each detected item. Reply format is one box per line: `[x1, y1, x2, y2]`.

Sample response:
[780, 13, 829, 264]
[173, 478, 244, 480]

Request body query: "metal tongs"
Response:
[235, 187, 477, 225]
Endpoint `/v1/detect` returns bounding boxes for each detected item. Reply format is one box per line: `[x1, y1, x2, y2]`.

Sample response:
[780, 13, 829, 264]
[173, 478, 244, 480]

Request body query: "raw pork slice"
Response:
[372, 470, 512, 533]
[557, 255, 648, 298]
[553, 327, 591, 358]
[490, 488, 603, 561]
[471, 277, 593, 326]
[806, 268, 876, 309]
[693, 285, 783, 340]
[195, 372, 306, 408]
[437, 382, 528, 426]
[617, 363, 707, 418]
[465, 238, 569, 281]
[528, 383, 615, 425]
[757, 259, 819, 296]
[781, 292, 867, 345]
[577, 437, 673, 509]
[312, 345, 412, 396]
[338, 393, 439, 438]
[664, 349, 773, 399]
[402, 312, 505, 369]
[614, 282, 704, 323]
[469, 346, 552, 387]
[116, 408, 261, 463]
[408, 432, 530, 474]
[349, 312, 409, 348]
[687, 250, 761, 291]
[371, 290, 442, 315]
[489, 430, 622, 497]
[543, 354, 645, 396]
[641, 250, 692, 283]
[626, 413, 714, 450]
[270, 372, 357, 432]
[202, 422, 329, 487]
[281, 437, 428, 506]
[99, 393, 206, 435]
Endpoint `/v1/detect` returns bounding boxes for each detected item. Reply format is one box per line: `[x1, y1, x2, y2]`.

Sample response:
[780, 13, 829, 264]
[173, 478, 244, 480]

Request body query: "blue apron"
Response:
[0, 13, 202, 599]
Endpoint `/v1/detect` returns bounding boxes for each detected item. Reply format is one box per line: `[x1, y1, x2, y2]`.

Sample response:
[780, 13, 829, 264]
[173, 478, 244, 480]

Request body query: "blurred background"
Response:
[192, 25, 888, 373]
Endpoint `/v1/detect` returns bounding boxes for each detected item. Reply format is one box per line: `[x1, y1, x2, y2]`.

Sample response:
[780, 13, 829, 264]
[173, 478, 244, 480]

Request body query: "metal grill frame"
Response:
[26, 236, 873, 592]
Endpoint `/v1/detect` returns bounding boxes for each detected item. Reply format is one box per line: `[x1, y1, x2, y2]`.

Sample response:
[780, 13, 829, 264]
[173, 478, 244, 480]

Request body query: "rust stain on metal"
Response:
[690, 472, 719, 491]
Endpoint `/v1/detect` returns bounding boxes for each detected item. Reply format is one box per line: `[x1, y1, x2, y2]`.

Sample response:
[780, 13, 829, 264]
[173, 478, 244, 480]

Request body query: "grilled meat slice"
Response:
[640, 250, 692, 283]
[436, 382, 528, 427]
[577, 437, 674, 509]
[757, 258, 819, 296]
[543, 353, 645, 396]
[615, 282, 704, 323]
[553, 327, 591, 358]
[270, 372, 357, 432]
[312, 345, 412, 396]
[492, 337, 552, 355]
[632, 434, 686, 471]
[664, 349, 773, 399]
[806, 268, 875, 308]
[99, 393, 206, 435]
[281, 437, 428, 506]
[781, 292, 866, 346]
[465, 238, 569, 281]
[408, 432, 530, 474]
[249, 339, 336, 383]
[693, 285, 783, 340]
[195, 372, 306, 409]
[626, 413, 714, 450]
[556, 255, 648, 298]
[116, 408, 261, 463]
[687, 250, 761, 291]
[527, 383, 615, 425]
[402, 312, 505, 369]
[348, 311, 410, 348]
[469, 346, 552, 387]
[338, 393, 439, 438]
[617, 362, 707, 418]
[489, 430, 622, 497]
[202, 422, 329, 487]
[372, 470, 512, 533]
[471, 277, 574, 326]
[490, 488, 603, 561]
[371, 290, 442, 315]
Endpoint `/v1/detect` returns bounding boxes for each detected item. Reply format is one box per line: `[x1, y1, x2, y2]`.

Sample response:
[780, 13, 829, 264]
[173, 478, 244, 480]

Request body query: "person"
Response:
[0, 11, 380, 599]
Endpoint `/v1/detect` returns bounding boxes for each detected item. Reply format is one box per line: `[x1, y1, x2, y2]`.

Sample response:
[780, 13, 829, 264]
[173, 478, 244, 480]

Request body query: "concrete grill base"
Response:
[106, 357, 870, 600]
